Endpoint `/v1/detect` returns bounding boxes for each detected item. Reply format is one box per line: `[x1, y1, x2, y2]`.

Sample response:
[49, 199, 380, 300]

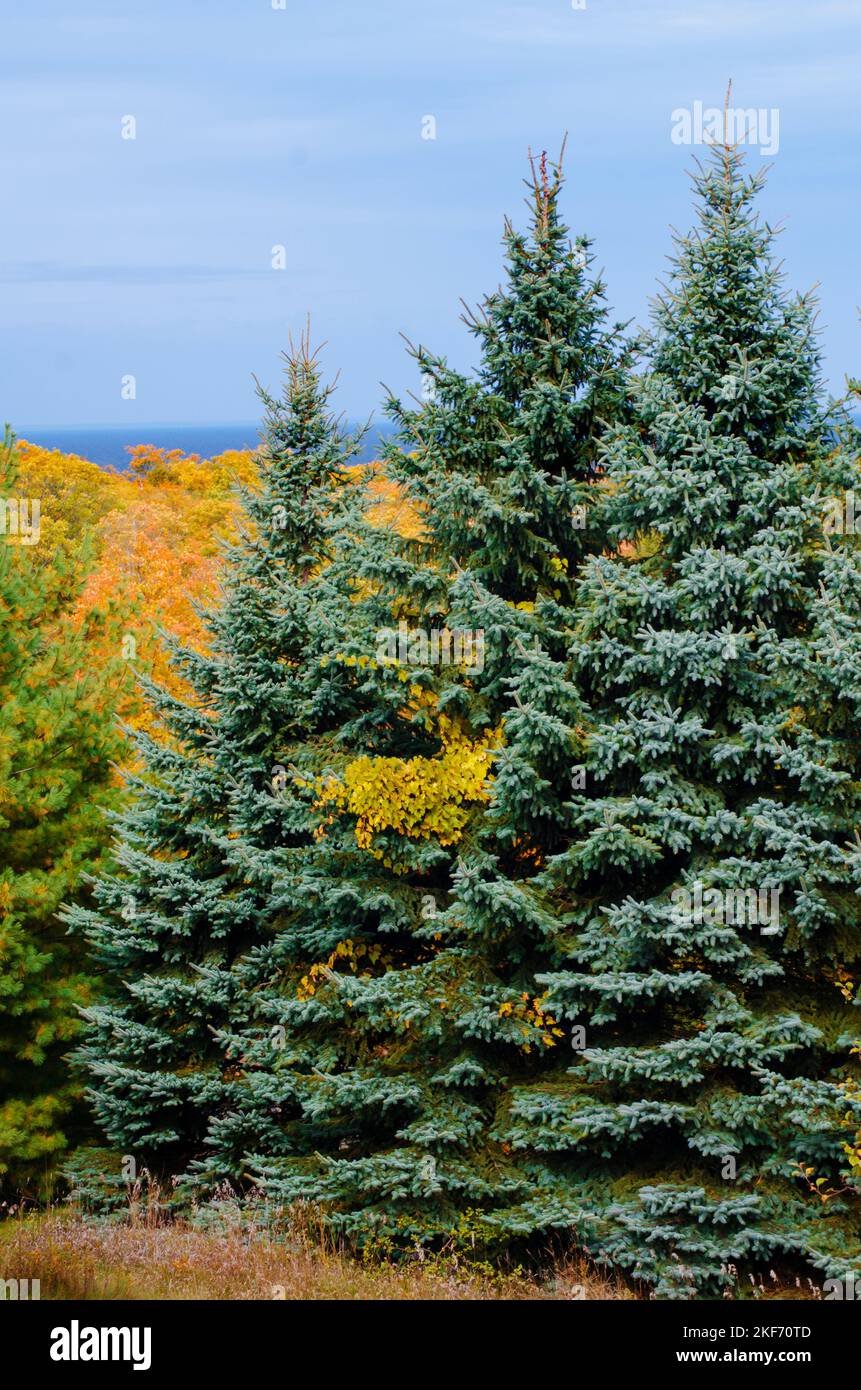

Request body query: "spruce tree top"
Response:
[384, 144, 630, 606]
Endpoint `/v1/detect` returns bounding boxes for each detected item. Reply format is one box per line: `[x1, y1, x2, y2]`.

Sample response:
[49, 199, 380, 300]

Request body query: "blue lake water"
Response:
[16, 421, 395, 470]
[16, 415, 858, 472]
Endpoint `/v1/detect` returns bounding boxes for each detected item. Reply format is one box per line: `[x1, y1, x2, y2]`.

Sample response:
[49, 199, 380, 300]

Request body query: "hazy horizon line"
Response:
[15, 418, 394, 432]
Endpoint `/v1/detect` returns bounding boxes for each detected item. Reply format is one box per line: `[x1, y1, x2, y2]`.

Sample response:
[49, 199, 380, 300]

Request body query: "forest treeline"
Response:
[2, 141, 861, 1298]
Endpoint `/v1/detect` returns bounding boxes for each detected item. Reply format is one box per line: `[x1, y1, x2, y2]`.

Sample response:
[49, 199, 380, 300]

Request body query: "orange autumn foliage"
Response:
[15, 441, 420, 741]
[363, 461, 424, 541]
[16, 443, 258, 729]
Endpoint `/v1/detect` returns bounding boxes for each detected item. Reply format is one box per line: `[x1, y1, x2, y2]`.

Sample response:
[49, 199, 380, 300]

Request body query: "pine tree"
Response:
[240, 152, 629, 1244]
[387, 142, 628, 607]
[63, 339, 383, 1193]
[0, 430, 124, 1193]
[490, 139, 861, 1295]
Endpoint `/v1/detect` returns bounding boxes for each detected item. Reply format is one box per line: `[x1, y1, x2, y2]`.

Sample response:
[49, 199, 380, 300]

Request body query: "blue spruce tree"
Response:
[492, 140, 861, 1296]
[241, 151, 629, 1245]
[63, 337, 382, 1191]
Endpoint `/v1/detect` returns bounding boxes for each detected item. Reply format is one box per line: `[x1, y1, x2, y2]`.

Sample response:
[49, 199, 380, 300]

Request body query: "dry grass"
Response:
[0, 1211, 629, 1302]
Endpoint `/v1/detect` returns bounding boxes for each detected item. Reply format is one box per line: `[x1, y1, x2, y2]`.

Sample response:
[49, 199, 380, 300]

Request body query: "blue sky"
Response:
[3, 0, 859, 428]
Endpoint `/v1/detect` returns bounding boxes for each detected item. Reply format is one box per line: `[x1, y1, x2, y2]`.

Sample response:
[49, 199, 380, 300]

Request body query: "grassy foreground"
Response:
[0, 1211, 626, 1301]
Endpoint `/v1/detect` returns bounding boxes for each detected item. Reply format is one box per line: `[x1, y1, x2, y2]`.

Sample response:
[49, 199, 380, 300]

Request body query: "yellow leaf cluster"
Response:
[297, 937, 391, 999]
[498, 992, 564, 1052]
[827, 965, 856, 1003]
[316, 718, 498, 854]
